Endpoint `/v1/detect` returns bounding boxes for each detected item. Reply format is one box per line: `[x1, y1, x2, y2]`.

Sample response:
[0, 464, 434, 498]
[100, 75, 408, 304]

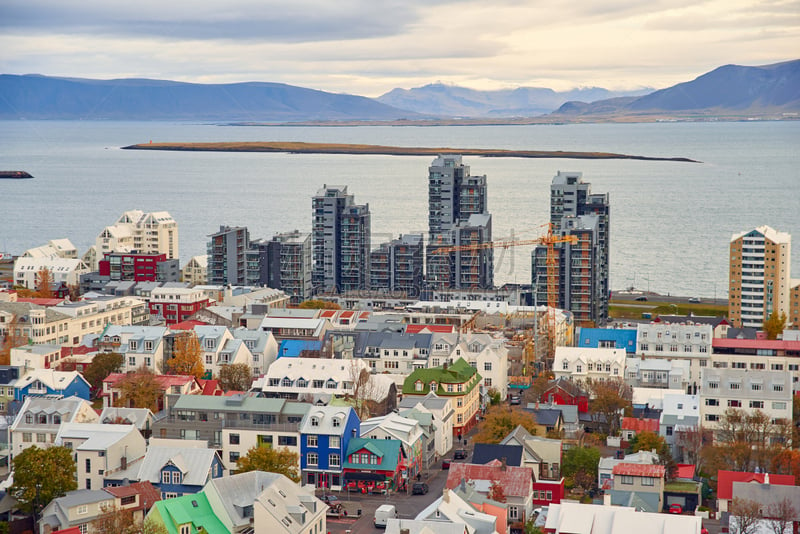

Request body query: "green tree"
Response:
[236, 446, 300, 482]
[217, 363, 253, 392]
[474, 405, 537, 444]
[167, 332, 205, 379]
[115, 367, 162, 412]
[11, 446, 77, 515]
[298, 299, 341, 310]
[561, 446, 600, 492]
[763, 311, 787, 340]
[487, 387, 503, 406]
[83, 352, 124, 398]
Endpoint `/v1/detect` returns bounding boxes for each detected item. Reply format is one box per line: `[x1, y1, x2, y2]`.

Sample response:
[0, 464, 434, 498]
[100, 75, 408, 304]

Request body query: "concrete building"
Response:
[182, 254, 207, 286]
[553, 346, 626, 386]
[96, 210, 179, 263]
[148, 287, 209, 325]
[312, 185, 371, 293]
[728, 225, 792, 328]
[99, 251, 180, 283]
[426, 155, 493, 291]
[532, 171, 610, 326]
[207, 225, 254, 286]
[262, 230, 313, 304]
[14, 256, 90, 290]
[370, 234, 424, 296]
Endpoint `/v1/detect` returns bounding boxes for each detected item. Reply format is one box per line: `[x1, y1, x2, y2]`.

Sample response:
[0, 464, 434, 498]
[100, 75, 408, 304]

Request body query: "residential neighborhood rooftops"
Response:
[446, 459, 533, 498]
[716, 470, 796, 500]
[621, 417, 660, 434]
[612, 463, 666, 478]
[151, 492, 228, 534]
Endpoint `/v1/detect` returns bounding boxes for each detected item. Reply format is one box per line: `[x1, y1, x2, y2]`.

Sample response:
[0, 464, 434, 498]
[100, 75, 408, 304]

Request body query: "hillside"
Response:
[552, 60, 800, 117]
[0, 75, 413, 121]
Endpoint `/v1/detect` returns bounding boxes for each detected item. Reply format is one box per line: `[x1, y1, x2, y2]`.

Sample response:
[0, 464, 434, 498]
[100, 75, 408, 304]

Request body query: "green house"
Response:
[147, 492, 228, 534]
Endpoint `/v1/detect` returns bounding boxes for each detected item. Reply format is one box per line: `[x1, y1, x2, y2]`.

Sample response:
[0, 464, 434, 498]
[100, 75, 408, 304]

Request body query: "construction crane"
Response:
[431, 224, 577, 370]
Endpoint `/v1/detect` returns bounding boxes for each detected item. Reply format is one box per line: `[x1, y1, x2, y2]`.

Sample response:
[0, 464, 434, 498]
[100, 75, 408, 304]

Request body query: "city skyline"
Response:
[1, 0, 795, 97]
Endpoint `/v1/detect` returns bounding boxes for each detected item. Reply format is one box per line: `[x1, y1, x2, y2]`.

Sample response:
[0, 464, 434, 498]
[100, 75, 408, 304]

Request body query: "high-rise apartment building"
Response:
[532, 171, 610, 326]
[262, 231, 313, 304]
[96, 210, 179, 262]
[425, 156, 493, 290]
[312, 185, 371, 293]
[370, 234, 424, 296]
[207, 226, 252, 285]
[728, 225, 791, 328]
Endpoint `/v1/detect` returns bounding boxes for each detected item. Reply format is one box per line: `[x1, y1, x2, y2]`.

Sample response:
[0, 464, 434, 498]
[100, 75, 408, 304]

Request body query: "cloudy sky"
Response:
[1, 0, 796, 96]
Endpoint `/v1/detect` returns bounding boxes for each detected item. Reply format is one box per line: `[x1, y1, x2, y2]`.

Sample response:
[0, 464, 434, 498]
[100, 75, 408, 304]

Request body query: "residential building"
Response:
[342, 437, 407, 492]
[14, 369, 91, 401]
[598, 449, 660, 489]
[262, 230, 313, 304]
[729, 482, 800, 533]
[538, 378, 589, 413]
[446, 460, 535, 525]
[56, 423, 146, 491]
[312, 185, 371, 293]
[430, 332, 509, 401]
[711, 337, 800, 391]
[403, 358, 482, 437]
[207, 225, 256, 286]
[14, 256, 90, 290]
[192, 325, 254, 377]
[148, 287, 209, 325]
[360, 412, 424, 479]
[370, 234, 424, 296]
[729, 225, 792, 328]
[361, 331, 433, 376]
[232, 327, 279, 377]
[99, 407, 155, 438]
[700, 368, 792, 441]
[658, 394, 700, 462]
[532, 171, 610, 326]
[791, 280, 800, 328]
[96, 325, 168, 373]
[96, 210, 179, 262]
[98, 251, 179, 283]
[608, 463, 665, 513]
[415, 488, 498, 534]
[620, 417, 660, 443]
[425, 155, 493, 291]
[625, 357, 690, 391]
[258, 315, 330, 341]
[552, 346, 626, 386]
[22, 238, 78, 260]
[147, 492, 228, 534]
[0, 366, 20, 413]
[636, 321, 712, 385]
[181, 254, 207, 286]
[716, 470, 795, 513]
[543, 501, 701, 533]
[11, 343, 63, 370]
[252, 473, 327, 534]
[577, 327, 637, 354]
[398, 391, 455, 457]
[102, 373, 201, 411]
[299, 406, 360, 489]
[9, 395, 98, 460]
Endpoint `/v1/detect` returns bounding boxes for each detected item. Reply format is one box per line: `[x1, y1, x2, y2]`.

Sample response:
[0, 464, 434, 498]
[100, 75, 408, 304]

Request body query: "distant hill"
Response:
[376, 84, 652, 117]
[552, 60, 800, 117]
[0, 75, 413, 121]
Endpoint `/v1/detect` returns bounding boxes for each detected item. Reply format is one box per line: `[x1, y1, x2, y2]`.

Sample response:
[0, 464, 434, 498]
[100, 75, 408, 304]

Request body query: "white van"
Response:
[374, 504, 398, 528]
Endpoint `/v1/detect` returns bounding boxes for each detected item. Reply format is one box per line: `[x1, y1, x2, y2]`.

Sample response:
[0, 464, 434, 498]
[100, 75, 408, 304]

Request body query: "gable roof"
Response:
[344, 438, 404, 472]
[205, 471, 287, 529]
[613, 463, 665, 478]
[621, 417, 660, 433]
[135, 446, 221, 487]
[402, 357, 480, 395]
[471, 444, 523, 467]
[103, 481, 160, 511]
[717, 470, 796, 500]
[445, 460, 533, 498]
[152, 492, 227, 534]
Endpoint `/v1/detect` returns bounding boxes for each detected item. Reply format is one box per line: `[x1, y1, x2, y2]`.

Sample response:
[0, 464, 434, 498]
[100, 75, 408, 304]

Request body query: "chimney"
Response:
[121, 456, 127, 470]
[603, 493, 611, 506]
[501, 457, 507, 471]
[764, 473, 770, 484]
[443, 488, 450, 503]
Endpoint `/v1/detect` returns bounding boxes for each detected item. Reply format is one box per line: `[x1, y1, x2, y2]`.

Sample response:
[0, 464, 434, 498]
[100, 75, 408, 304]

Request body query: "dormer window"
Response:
[429, 381, 437, 391]
[311, 417, 319, 427]
[332, 417, 341, 428]
[129, 340, 137, 350]
[415, 381, 423, 392]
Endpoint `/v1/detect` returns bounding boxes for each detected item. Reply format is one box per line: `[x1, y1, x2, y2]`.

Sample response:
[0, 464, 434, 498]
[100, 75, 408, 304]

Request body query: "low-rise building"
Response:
[9, 395, 98, 460]
[361, 412, 424, 480]
[181, 254, 208, 286]
[299, 406, 360, 490]
[446, 459, 535, 525]
[148, 287, 209, 325]
[398, 391, 455, 458]
[14, 256, 89, 290]
[14, 369, 91, 401]
[609, 463, 665, 513]
[553, 346, 626, 386]
[96, 325, 168, 373]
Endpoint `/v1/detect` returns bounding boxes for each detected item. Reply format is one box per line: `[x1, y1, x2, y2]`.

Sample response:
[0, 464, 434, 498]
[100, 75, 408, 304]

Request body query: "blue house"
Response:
[278, 339, 323, 358]
[14, 369, 91, 401]
[577, 327, 637, 355]
[105, 444, 224, 499]
[299, 406, 360, 490]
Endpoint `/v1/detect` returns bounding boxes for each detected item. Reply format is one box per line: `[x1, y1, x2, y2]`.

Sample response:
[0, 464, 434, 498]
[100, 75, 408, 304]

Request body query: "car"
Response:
[412, 482, 429, 495]
[669, 503, 683, 514]
[510, 395, 521, 405]
[442, 459, 451, 469]
[688, 297, 701, 303]
[321, 494, 340, 507]
[454, 448, 468, 460]
[635, 295, 648, 301]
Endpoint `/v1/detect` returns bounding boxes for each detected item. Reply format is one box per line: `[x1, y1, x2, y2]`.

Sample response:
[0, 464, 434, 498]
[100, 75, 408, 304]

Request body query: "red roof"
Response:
[320, 310, 336, 318]
[53, 528, 82, 534]
[169, 320, 207, 330]
[717, 470, 795, 500]
[405, 324, 456, 334]
[445, 459, 533, 498]
[612, 463, 666, 478]
[104, 373, 197, 390]
[17, 297, 65, 306]
[621, 417, 660, 433]
[713, 338, 800, 350]
[104, 481, 161, 510]
[60, 345, 96, 358]
[340, 311, 355, 319]
[200, 379, 221, 396]
[675, 464, 696, 479]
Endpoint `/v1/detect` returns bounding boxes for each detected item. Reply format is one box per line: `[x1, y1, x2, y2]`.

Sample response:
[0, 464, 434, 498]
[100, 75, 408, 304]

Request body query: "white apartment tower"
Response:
[96, 210, 179, 262]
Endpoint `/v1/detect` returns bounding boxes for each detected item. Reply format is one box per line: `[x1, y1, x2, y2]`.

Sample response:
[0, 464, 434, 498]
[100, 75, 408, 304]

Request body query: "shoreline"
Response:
[121, 141, 699, 163]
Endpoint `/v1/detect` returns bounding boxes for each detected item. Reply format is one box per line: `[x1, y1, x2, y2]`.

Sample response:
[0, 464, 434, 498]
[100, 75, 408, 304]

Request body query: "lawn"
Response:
[609, 299, 727, 320]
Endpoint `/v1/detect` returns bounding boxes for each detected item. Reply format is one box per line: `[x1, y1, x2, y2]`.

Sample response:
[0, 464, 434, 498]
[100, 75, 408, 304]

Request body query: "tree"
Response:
[83, 352, 124, 398]
[11, 446, 77, 515]
[524, 374, 553, 404]
[298, 299, 341, 310]
[770, 449, 800, 485]
[235, 446, 300, 482]
[765, 497, 797, 534]
[763, 311, 787, 340]
[488, 479, 507, 503]
[561, 446, 600, 493]
[710, 409, 792, 473]
[487, 387, 502, 406]
[115, 367, 162, 412]
[0, 314, 27, 366]
[167, 332, 205, 379]
[92, 506, 168, 534]
[678, 426, 709, 473]
[587, 378, 631, 436]
[347, 360, 377, 420]
[34, 267, 54, 298]
[474, 405, 537, 444]
[628, 431, 666, 454]
[218, 363, 253, 391]
[729, 497, 762, 534]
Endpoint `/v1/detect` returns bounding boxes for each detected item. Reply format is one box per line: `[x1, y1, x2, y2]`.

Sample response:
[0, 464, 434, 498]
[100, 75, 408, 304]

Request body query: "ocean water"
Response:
[1, 120, 798, 298]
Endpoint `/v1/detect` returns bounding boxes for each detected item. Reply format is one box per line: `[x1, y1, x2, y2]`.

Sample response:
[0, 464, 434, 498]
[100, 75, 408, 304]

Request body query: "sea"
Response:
[1, 120, 798, 299]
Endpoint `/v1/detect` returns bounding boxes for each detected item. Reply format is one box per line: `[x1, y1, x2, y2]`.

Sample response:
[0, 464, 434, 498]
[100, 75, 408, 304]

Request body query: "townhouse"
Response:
[96, 325, 169, 373]
[299, 406, 360, 490]
[9, 395, 98, 460]
[552, 346, 626, 386]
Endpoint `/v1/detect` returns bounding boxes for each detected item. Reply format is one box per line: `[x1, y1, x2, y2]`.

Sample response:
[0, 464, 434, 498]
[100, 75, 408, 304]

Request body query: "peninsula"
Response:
[121, 141, 698, 162]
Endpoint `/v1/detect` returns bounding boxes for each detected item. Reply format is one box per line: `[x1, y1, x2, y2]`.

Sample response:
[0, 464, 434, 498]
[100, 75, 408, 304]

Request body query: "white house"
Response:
[14, 256, 89, 289]
[553, 347, 626, 386]
[9, 396, 98, 459]
[398, 392, 455, 457]
[194, 325, 254, 377]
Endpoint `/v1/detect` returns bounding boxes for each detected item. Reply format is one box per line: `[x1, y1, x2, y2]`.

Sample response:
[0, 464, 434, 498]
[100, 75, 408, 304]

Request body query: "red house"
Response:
[716, 470, 795, 513]
[539, 378, 589, 413]
[99, 252, 173, 282]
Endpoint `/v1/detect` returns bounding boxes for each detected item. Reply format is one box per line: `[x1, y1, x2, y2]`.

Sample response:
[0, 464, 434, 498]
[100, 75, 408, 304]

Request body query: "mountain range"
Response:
[0, 60, 798, 121]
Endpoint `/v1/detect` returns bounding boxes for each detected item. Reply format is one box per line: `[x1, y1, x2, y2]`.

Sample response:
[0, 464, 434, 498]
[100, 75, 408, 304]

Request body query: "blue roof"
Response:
[278, 340, 322, 358]
[578, 328, 637, 353]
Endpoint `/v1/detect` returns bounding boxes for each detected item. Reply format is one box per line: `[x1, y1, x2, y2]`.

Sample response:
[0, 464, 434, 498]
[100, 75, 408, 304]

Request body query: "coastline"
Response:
[121, 141, 699, 163]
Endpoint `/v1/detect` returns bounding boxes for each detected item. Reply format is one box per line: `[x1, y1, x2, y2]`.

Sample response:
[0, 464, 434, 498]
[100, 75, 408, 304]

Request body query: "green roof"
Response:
[664, 480, 702, 494]
[151, 493, 228, 534]
[402, 357, 481, 395]
[344, 438, 404, 472]
[172, 394, 310, 417]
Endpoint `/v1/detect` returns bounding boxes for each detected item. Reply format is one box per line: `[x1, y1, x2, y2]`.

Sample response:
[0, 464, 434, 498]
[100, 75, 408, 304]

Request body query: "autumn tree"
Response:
[347, 360, 377, 420]
[765, 497, 797, 534]
[488, 480, 507, 503]
[0, 314, 27, 366]
[298, 299, 341, 310]
[235, 446, 300, 482]
[34, 267, 54, 298]
[83, 352, 124, 398]
[474, 405, 538, 444]
[92, 506, 168, 534]
[628, 431, 676, 479]
[167, 331, 205, 379]
[709, 409, 792, 473]
[561, 446, 600, 493]
[523, 374, 553, 404]
[218, 363, 253, 392]
[11, 446, 77, 515]
[115, 367, 162, 412]
[763, 311, 787, 340]
[487, 387, 503, 406]
[587, 378, 631, 436]
[770, 449, 800, 485]
[729, 497, 762, 534]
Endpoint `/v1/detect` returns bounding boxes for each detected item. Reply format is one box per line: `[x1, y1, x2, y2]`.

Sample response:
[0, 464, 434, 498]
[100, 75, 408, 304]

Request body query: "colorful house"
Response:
[342, 437, 408, 492]
[14, 369, 90, 401]
[360, 412, 424, 480]
[716, 470, 796, 513]
[299, 406, 360, 490]
[147, 492, 228, 534]
[538, 378, 589, 413]
[402, 357, 482, 437]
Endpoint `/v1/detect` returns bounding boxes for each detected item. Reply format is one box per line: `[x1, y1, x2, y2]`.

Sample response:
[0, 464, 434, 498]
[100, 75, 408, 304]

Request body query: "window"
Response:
[642, 477, 655, 486]
[229, 451, 240, 462]
[484, 378, 492, 387]
[37, 433, 46, 443]
[484, 362, 492, 371]
[773, 401, 787, 410]
[279, 436, 297, 446]
[705, 398, 719, 406]
[708, 382, 719, 389]
[85, 458, 91, 474]
[620, 475, 634, 485]
[307, 435, 318, 447]
[751, 383, 762, 391]
[329, 453, 340, 467]
[172, 471, 182, 484]
[79, 525, 88, 534]
[128, 356, 136, 367]
[332, 417, 341, 427]
[180, 526, 191, 534]
[545, 491, 552, 501]
[773, 384, 784, 392]
[705, 414, 719, 422]
[509, 506, 519, 520]
[750, 401, 764, 409]
[329, 436, 340, 448]
[576, 365, 582, 373]
[77, 505, 88, 515]
[728, 400, 741, 408]
[666, 426, 673, 436]
[307, 452, 318, 466]
[562, 360, 569, 370]
[729, 383, 741, 390]
[229, 433, 240, 445]
[162, 470, 171, 484]
[310, 417, 319, 427]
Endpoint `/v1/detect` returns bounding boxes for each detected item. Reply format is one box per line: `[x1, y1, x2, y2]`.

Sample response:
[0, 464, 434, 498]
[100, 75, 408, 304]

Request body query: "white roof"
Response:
[361, 413, 424, 445]
[544, 501, 701, 534]
[298, 406, 353, 434]
[731, 225, 791, 244]
[55, 423, 139, 450]
[16, 369, 87, 390]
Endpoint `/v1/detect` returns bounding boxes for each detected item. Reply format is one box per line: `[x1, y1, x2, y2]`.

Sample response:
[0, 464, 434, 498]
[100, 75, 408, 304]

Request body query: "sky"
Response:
[1, 0, 797, 97]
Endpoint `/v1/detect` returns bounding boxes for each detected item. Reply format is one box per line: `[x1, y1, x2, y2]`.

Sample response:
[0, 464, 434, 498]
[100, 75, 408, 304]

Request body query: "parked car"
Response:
[454, 449, 468, 459]
[321, 495, 340, 507]
[510, 395, 521, 405]
[412, 482, 429, 495]
[688, 297, 701, 303]
[374, 504, 398, 528]
[669, 503, 683, 514]
[635, 295, 648, 301]
[442, 459, 451, 469]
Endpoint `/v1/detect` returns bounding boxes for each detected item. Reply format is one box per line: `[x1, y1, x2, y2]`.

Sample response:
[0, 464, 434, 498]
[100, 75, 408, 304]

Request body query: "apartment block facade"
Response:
[369, 233, 424, 296]
[96, 210, 179, 262]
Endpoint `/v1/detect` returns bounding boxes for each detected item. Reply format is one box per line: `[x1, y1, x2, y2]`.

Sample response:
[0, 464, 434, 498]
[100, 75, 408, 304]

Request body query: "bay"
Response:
[1, 120, 798, 299]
